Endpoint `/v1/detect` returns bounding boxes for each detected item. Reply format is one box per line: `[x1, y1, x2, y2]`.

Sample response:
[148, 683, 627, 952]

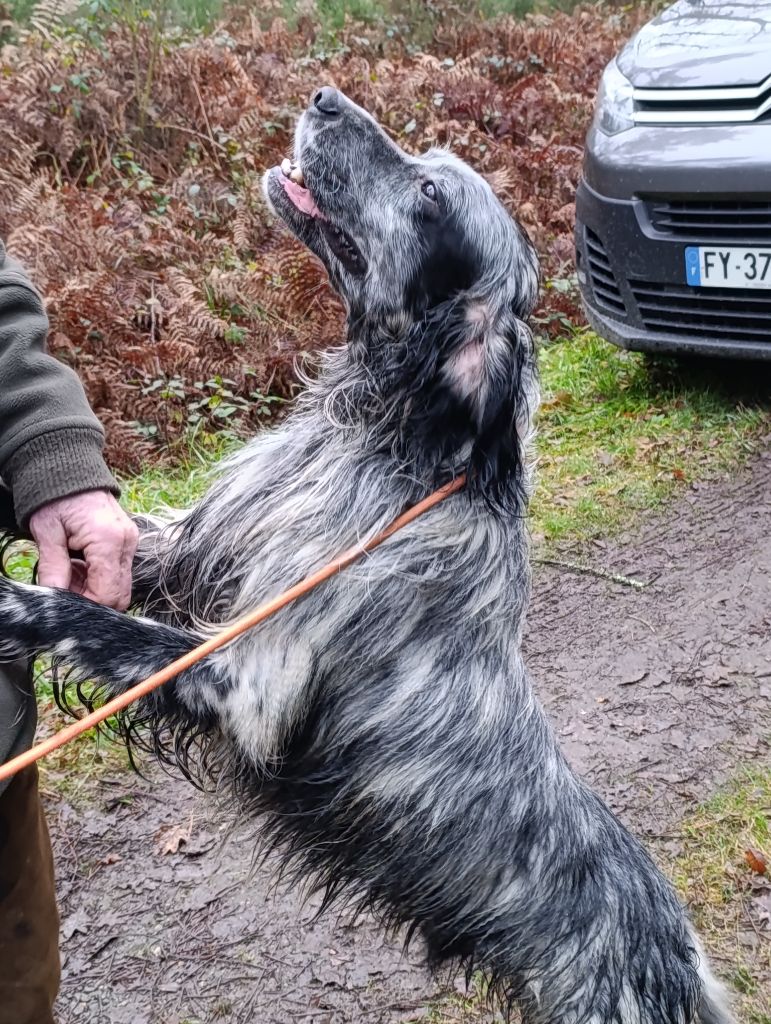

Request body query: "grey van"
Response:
[575, 0, 771, 359]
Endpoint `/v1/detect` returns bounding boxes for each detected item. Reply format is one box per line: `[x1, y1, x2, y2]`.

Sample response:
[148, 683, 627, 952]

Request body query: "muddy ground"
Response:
[46, 443, 771, 1024]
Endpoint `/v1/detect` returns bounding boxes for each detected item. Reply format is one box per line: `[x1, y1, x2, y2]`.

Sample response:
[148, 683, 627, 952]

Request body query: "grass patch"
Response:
[120, 435, 238, 512]
[532, 331, 770, 545]
[280, 0, 592, 49]
[422, 987, 490, 1022]
[671, 767, 771, 1024]
[38, 717, 131, 801]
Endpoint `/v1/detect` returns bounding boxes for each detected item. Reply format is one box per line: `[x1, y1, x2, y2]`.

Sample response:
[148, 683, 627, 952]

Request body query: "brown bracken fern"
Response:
[0, 3, 651, 471]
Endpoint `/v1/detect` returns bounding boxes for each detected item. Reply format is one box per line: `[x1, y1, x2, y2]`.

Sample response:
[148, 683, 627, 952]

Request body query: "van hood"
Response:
[617, 0, 771, 89]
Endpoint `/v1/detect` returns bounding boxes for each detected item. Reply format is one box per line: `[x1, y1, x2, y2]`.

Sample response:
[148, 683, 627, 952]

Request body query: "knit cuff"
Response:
[4, 428, 120, 529]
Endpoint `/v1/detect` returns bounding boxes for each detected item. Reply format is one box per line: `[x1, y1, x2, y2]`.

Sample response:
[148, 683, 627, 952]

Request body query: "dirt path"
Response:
[47, 444, 771, 1024]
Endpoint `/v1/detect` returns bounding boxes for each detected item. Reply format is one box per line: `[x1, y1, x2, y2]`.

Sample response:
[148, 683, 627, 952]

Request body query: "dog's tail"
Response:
[698, 985, 734, 1024]
[693, 930, 734, 1024]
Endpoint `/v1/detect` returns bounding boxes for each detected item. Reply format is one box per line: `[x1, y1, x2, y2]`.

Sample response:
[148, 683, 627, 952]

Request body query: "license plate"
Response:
[685, 246, 771, 289]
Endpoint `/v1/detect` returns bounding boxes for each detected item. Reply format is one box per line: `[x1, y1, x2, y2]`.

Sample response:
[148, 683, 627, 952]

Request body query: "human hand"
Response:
[29, 490, 139, 611]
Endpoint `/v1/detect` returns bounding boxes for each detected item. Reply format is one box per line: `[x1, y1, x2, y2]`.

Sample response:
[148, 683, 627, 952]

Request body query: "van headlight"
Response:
[593, 59, 635, 136]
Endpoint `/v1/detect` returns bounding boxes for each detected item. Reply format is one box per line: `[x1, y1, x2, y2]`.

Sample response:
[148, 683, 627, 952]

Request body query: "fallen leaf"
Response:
[541, 389, 573, 410]
[745, 849, 768, 876]
[618, 668, 648, 687]
[155, 815, 194, 856]
[61, 907, 89, 940]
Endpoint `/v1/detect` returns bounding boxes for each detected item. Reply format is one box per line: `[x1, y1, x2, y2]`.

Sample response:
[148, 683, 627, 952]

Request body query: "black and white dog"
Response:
[0, 89, 732, 1024]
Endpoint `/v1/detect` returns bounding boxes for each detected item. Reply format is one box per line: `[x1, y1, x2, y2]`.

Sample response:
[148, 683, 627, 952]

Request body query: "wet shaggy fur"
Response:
[0, 90, 732, 1024]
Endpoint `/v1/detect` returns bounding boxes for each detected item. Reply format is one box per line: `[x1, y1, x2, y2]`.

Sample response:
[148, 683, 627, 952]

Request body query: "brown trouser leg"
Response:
[0, 764, 60, 1024]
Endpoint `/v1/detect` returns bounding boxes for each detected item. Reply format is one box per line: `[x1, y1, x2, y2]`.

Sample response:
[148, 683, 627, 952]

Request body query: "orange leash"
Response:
[0, 475, 466, 784]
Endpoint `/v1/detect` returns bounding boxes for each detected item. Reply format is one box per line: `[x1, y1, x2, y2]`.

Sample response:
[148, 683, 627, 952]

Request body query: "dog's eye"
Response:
[421, 181, 438, 203]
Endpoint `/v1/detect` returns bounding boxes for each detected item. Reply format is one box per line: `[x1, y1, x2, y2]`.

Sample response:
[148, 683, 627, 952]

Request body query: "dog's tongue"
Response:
[280, 176, 322, 218]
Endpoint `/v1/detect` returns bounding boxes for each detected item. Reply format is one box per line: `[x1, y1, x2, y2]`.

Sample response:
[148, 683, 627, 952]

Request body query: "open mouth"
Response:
[276, 158, 367, 277]
[279, 158, 321, 218]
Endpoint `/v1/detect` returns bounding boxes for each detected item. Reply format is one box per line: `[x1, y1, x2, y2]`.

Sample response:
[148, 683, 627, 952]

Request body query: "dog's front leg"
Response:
[0, 576, 214, 716]
[0, 574, 313, 767]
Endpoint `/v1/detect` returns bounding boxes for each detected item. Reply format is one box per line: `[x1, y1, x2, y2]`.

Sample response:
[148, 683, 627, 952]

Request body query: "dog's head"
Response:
[264, 88, 540, 509]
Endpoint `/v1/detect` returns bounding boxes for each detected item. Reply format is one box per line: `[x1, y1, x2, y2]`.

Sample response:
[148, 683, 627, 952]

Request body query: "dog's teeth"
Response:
[289, 167, 305, 186]
[281, 158, 292, 177]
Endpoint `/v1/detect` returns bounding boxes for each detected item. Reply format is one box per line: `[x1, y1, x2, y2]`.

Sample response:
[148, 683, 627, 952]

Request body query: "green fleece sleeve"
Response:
[0, 239, 119, 528]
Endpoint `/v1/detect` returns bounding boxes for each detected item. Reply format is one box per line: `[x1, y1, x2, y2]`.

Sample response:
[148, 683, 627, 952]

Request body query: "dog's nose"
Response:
[313, 86, 341, 117]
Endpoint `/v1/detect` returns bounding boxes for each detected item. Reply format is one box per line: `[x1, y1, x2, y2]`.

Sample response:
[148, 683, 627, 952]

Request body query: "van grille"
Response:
[631, 281, 771, 343]
[647, 200, 771, 241]
[585, 228, 626, 317]
[634, 73, 771, 126]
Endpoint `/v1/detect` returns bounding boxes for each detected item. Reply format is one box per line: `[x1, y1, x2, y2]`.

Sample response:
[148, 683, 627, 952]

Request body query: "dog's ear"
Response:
[443, 302, 537, 513]
[346, 296, 536, 510]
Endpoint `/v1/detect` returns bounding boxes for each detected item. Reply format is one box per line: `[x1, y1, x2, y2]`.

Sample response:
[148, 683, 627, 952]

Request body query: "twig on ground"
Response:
[629, 613, 656, 633]
[535, 557, 649, 590]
